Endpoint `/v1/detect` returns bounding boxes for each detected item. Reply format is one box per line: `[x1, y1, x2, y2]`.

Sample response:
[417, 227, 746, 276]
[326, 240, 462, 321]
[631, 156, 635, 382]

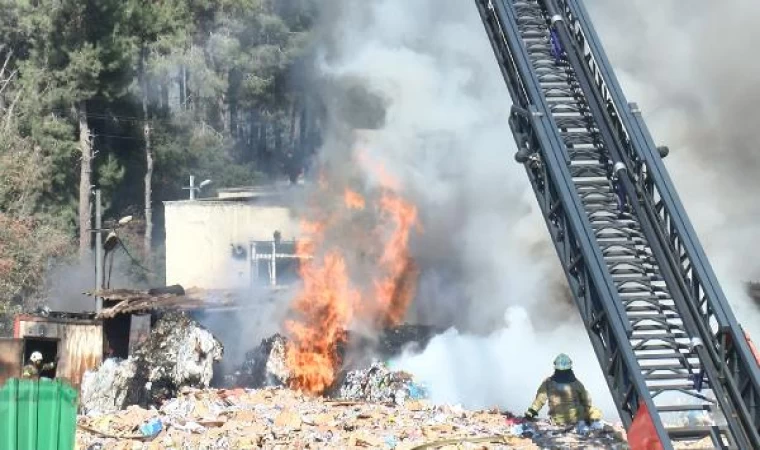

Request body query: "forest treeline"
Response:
[0, 0, 321, 321]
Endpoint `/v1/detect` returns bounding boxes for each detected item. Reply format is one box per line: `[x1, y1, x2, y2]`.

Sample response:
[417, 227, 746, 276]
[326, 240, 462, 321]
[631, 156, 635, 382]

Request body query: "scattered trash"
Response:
[75, 324, 631, 449]
[77, 388, 549, 449]
[80, 358, 138, 414]
[139, 418, 163, 437]
[576, 421, 590, 436]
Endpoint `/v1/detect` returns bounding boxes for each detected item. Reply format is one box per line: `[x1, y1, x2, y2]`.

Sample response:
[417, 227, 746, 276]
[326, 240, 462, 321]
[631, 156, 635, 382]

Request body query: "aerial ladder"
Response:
[474, 0, 760, 448]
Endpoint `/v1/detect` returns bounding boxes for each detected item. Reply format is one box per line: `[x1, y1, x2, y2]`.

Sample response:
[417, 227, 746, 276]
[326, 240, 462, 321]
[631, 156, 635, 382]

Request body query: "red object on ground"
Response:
[628, 401, 664, 450]
[505, 416, 525, 426]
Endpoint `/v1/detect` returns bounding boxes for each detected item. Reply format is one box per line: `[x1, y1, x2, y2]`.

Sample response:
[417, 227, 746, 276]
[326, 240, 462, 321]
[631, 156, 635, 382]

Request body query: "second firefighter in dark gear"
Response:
[22, 351, 56, 379]
[524, 353, 602, 425]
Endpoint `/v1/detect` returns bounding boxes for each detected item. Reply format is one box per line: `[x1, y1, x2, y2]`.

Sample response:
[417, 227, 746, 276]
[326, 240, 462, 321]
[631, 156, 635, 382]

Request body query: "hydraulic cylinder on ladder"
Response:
[473, 0, 760, 448]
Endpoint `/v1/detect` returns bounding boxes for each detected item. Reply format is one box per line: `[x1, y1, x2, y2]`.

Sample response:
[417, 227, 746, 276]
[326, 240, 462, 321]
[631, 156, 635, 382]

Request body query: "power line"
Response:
[94, 133, 143, 141]
[49, 108, 179, 124]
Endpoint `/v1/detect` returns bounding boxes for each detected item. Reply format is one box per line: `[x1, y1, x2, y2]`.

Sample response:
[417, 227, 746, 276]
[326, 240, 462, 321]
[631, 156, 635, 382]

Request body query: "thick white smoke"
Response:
[314, 0, 760, 419]
[314, 0, 617, 418]
[584, 0, 760, 340]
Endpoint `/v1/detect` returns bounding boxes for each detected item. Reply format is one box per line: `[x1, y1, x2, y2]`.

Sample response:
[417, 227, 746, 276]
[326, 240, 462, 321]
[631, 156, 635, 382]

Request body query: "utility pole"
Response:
[94, 189, 103, 313]
[183, 175, 212, 200]
[189, 175, 196, 200]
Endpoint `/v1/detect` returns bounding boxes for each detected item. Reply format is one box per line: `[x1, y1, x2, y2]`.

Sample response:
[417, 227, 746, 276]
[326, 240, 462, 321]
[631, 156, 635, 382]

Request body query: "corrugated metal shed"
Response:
[14, 315, 103, 388]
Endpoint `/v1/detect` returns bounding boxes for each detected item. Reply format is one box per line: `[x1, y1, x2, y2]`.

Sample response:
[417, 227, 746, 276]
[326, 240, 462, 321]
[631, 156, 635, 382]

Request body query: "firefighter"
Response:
[22, 351, 56, 379]
[524, 353, 603, 425]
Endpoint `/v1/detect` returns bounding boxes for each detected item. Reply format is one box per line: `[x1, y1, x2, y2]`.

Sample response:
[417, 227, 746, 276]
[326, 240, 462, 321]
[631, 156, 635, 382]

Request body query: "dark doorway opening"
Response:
[22, 337, 59, 378]
[103, 315, 132, 359]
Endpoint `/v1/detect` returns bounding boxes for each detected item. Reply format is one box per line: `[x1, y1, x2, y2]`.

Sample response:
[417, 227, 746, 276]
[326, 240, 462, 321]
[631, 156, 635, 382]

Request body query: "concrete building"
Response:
[164, 185, 302, 290]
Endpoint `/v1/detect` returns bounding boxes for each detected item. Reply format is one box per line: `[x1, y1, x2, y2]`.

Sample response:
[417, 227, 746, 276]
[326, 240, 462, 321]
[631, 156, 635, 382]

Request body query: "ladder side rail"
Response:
[542, 0, 756, 445]
[479, 0, 633, 336]
[511, 107, 663, 437]
[475, 2, 672, 444]
[556, 0, 760, 437]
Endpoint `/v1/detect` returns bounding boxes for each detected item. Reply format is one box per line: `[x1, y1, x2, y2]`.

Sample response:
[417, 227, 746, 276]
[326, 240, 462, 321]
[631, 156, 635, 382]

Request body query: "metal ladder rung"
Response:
[633, 325, 686, 333]
[644, 373, 695, 381]
[650, 383, 703, 392]
[666, 426, 729, 441]
[640, 362, 697, 371]
[657, 404, 712, 413]
[628, 313, 681, 321]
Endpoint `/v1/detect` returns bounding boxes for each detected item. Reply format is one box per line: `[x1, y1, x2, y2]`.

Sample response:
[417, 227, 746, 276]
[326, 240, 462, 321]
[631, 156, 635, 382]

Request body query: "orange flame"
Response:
[285, 156, 422, 395]
[285, 248, 358, 394]
[371, 191, 420, 327]
[344, 189, 366, 210]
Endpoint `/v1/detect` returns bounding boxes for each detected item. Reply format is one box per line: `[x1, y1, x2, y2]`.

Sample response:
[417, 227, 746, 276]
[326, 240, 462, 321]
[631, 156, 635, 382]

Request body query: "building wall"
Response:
[15, 319, 103, 388]
[164, 200, 299, 289]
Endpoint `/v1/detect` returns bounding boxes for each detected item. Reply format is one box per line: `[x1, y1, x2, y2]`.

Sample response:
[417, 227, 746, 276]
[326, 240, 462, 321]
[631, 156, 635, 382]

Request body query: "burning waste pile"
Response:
[228, 325, 439, 397]
[81, 312, 223, 414]
[76, 156, 628, 448]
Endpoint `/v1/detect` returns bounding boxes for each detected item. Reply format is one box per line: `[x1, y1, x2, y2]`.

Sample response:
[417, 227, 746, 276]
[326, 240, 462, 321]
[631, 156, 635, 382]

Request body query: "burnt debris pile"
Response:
[81, 312, 223, 414]
[229, 333, 291, 388]
[227, 324, 439, 395]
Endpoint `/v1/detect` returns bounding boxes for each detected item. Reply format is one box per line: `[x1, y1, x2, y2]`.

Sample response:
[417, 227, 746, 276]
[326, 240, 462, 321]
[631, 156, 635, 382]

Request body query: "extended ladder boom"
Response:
[474, 0, 760, 447]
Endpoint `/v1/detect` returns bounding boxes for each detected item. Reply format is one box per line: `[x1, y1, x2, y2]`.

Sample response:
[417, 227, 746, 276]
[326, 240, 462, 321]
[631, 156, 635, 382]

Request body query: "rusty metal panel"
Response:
[0, 338, 23, 385]
[15, 318, 104, 388]
[59, 324, 103, 388]
[17, 319, 63, 340]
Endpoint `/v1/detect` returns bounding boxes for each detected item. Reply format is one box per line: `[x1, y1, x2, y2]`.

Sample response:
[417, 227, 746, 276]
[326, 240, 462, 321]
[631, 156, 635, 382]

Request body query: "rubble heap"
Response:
[80, 358, 138, 415]
[231, 325, 439, 389]
[81, 312, 223, 414]
[132, 312, 223, 390]
[336, 361, 428, 404]
[77, 387, 630, 449]
[232, 333, 290, 388]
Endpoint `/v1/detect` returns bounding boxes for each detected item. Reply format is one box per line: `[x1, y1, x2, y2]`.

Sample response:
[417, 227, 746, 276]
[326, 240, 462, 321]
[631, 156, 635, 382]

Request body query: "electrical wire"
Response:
[117, 238, 156, 275]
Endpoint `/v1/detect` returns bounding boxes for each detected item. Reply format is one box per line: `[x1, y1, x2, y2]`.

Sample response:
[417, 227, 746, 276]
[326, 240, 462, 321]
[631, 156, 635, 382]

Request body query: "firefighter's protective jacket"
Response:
[529, 375, 601, 424]
[22, 362, 55, 379]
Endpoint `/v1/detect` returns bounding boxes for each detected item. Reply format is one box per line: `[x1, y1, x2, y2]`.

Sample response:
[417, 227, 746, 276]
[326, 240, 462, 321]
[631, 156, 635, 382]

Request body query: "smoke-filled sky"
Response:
[312, 0, 613, 418]
[583, 0, 760, 339]
[307, 0, 760, 420]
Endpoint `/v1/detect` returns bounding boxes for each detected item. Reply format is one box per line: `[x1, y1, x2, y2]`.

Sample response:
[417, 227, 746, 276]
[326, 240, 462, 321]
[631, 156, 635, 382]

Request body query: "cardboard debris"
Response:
[77, 387, 629, 449]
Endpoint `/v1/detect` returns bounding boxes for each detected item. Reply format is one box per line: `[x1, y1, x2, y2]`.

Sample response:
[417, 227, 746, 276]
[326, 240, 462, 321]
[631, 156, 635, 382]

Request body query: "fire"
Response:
[285, 249, 358, 394]
[285, 154, 422, 395]
[344, 189, 366, 210]
[372, 191, 420, 327]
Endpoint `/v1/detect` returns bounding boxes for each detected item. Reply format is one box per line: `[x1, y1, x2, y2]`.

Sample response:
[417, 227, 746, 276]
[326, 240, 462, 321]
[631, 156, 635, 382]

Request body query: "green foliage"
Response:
[0, 213, 73, 305]
[0, 0, 321, 312]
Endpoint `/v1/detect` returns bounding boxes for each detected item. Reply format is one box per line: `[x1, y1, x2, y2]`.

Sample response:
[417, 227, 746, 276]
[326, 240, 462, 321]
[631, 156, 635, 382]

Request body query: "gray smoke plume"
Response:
[584, 0, 760, 339]
[311, 0, 617, 418]
[44, 251, 150, 313]
[310, 0, 760, 419]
